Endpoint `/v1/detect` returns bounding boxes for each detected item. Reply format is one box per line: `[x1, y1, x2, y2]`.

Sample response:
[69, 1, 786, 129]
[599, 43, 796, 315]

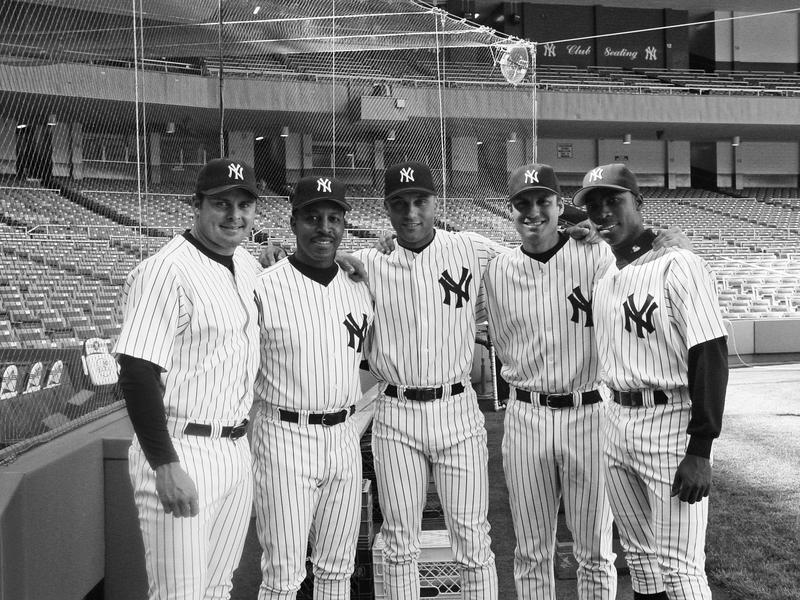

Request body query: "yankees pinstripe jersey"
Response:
[115, 234, 260, 427]
[484, 236, 615, 393]
[253, 258, 373, 411]
[593, 246, 727, 392]
[353, 229, 506, 387]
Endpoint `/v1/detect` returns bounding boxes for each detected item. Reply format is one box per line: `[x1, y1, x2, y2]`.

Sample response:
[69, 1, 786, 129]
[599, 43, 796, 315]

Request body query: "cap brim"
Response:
[200, 183, 259, 198]
[509, 185, 560, 202]
[293, 196, 351, 211]
[571, 184, 632, 207]
[385, 186, 436, 201]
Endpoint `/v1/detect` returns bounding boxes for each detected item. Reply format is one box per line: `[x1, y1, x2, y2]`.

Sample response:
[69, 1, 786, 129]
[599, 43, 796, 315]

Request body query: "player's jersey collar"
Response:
[612, 228, 657, 269]
[288, 253, 339, 286]
[520, 231, 568, 263]
[182, 230, 234, 273]
[397, 228, 437, 254]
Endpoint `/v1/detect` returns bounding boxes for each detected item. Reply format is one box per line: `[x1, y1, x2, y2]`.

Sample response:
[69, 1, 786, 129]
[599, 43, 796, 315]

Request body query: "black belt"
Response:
[278, 406, 355, 426]
[611, 390, 668, 407]
[183, 419, 249, 440]
[384, 382, 465, 401]
[515, 389, 602, 408]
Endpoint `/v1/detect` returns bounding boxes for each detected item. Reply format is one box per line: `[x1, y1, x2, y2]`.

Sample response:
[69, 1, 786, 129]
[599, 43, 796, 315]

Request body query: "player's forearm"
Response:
[118, 354, 180, 469]
[685, 336, 729, 458]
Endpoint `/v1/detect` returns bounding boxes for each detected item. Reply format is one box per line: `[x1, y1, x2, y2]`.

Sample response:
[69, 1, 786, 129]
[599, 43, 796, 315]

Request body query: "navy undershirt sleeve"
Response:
[685, 336, 728, 458]
[118, 354, 180, 470]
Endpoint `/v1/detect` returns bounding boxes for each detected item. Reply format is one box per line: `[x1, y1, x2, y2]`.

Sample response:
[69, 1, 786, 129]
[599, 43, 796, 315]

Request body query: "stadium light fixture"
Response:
[280, 126, 289, 138]
[476, 140, 484, 146]
[386, 129, 396, 141]
[166, 122, 176, 134]
[46, 113, 57, 126]
[731, 136, 741, 147]
[16, 123, 26, 129]
[508, 132, 517, 143]
[623, 134, 632, 145]
[253, 5, 261, 15]
[255, 136, 264, 141]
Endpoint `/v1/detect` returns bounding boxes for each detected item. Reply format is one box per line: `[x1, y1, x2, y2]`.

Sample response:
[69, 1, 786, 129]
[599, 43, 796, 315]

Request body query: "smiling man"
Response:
[573, 163, 729, 600]
[116, 158, 261, 600]
[251, 175, 374, 600]
[482, 164, 617, 600]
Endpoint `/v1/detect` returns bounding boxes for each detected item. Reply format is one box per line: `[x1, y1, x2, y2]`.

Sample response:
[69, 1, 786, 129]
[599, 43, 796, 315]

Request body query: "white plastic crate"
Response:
[372, 530, 461, 599]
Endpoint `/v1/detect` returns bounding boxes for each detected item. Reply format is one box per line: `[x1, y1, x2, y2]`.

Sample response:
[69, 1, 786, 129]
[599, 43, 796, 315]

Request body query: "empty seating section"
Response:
[0, 187, 128, 237]
[1, 186, 799, 339]
[179, 52, 800, 95]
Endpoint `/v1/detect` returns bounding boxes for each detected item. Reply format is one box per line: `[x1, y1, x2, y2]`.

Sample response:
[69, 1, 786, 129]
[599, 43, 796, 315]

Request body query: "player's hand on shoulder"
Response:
[259, 244, 287, 268]
[155, 462, 200, 518]
[335, 251, 369, 283]
[375, 232, 397, 254]
[654, 226, 693, 252]
[671, 454, 712, 504]
[565, 219, 601, 244]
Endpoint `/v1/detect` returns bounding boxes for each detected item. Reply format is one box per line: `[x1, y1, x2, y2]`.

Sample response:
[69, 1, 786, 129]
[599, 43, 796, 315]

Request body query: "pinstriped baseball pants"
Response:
[503, 399, 616, 600]
[604, 399, 712, 600]
[251, 406, 362, 600]
[128, 435, 254, 600]
[372, 388, 497, 600]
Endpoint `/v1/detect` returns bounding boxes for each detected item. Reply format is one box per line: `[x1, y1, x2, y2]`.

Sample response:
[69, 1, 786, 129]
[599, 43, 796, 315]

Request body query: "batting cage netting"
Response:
[0, 0, 536, 459]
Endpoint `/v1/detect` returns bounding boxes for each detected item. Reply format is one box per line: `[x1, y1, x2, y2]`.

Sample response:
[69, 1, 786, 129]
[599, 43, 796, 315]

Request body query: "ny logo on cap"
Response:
[400, 167, 415, 183]
[317, 178, 332, 193]
[228, 163, 244, 180]
[524, 169, 539, 184]
[587, 167, 604, 183]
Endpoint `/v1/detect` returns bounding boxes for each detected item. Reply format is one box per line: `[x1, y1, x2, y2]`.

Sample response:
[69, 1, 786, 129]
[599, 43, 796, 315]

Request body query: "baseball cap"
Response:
[571, 163, 640, 207]
[195, 158, 259, 198]
[384, 161, 436, 200]
[508, 163, 561, 201]
[291, 175, 351, 211]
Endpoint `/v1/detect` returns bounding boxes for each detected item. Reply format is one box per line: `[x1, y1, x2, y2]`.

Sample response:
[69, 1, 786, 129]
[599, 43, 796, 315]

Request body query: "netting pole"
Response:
[131, 0, 144, 258]
[434, 10, 448, 217]
[331, 0, 337, 178]
[218, 0, 225, 157]
[137, 0, 149, 219]
[530, 42, 537, 164]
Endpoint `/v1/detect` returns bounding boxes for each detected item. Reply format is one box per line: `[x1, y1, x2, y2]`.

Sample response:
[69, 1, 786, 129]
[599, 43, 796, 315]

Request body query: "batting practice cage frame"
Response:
[0, 0, 536, 460]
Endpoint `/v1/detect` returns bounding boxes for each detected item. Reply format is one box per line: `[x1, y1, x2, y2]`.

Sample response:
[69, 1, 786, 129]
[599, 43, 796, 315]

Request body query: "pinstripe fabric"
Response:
[129, 437, 253, 600]
[251, 261, 373, 600]
[593, 247, 726, 600]
[353, 229, 505, 600]
[116, 235, 261, 427]
[484, 239, 616, 600]
[116, 234, 260, 600]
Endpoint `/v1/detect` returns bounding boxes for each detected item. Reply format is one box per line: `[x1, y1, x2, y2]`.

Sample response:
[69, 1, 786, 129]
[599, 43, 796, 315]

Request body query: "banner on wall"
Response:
[595, 7, 665, 69]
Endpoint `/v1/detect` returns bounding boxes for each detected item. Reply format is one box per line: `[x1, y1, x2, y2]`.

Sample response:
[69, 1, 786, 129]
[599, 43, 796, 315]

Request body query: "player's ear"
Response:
[193, 193, 203, 210]
[557, 196, 565, 216]
[289, 211, 297, 234]
[635, 195, 643, 210]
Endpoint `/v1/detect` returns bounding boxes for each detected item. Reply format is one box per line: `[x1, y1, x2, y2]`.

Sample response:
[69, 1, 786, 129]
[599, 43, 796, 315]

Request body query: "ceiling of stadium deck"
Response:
[1, 0, 517, 63]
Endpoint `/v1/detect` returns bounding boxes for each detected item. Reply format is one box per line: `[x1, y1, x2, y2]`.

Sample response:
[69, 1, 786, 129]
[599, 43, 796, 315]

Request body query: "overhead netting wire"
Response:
[0, 0, 536, 459]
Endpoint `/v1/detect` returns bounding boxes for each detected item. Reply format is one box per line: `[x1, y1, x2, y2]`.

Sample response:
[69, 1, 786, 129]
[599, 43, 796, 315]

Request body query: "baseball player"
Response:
[574, 163, 728, 600]
[250, 176, 374, 599]
[482, 163, 617, 600]
[347, 161, 506, 600]
[115, 158, 261, 600]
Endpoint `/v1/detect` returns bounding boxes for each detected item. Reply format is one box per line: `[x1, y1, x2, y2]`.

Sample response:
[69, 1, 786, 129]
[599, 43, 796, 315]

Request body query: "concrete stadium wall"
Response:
[0, 411, 142, 600]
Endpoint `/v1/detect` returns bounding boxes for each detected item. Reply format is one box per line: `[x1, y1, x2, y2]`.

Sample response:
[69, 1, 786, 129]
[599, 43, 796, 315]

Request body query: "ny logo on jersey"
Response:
[587, 167, 604, 183]
[623, 293, 658, 338]
[228, 163, 244, 180]
[317, 178, 332, 193]
[567, 286, 593, 327]
[439, 267, 472, 308]
[400, 167, 415, 183]
[343, 312, 369, 352]
[524, 169, 539, 184]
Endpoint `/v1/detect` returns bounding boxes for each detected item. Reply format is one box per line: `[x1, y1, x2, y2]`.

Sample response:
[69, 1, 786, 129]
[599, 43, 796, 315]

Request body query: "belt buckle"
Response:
[229, 421, 248, 440]
[414, 387, 437, 402]
[544, 393, 571, 409]
[321, 411, 342, 427]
